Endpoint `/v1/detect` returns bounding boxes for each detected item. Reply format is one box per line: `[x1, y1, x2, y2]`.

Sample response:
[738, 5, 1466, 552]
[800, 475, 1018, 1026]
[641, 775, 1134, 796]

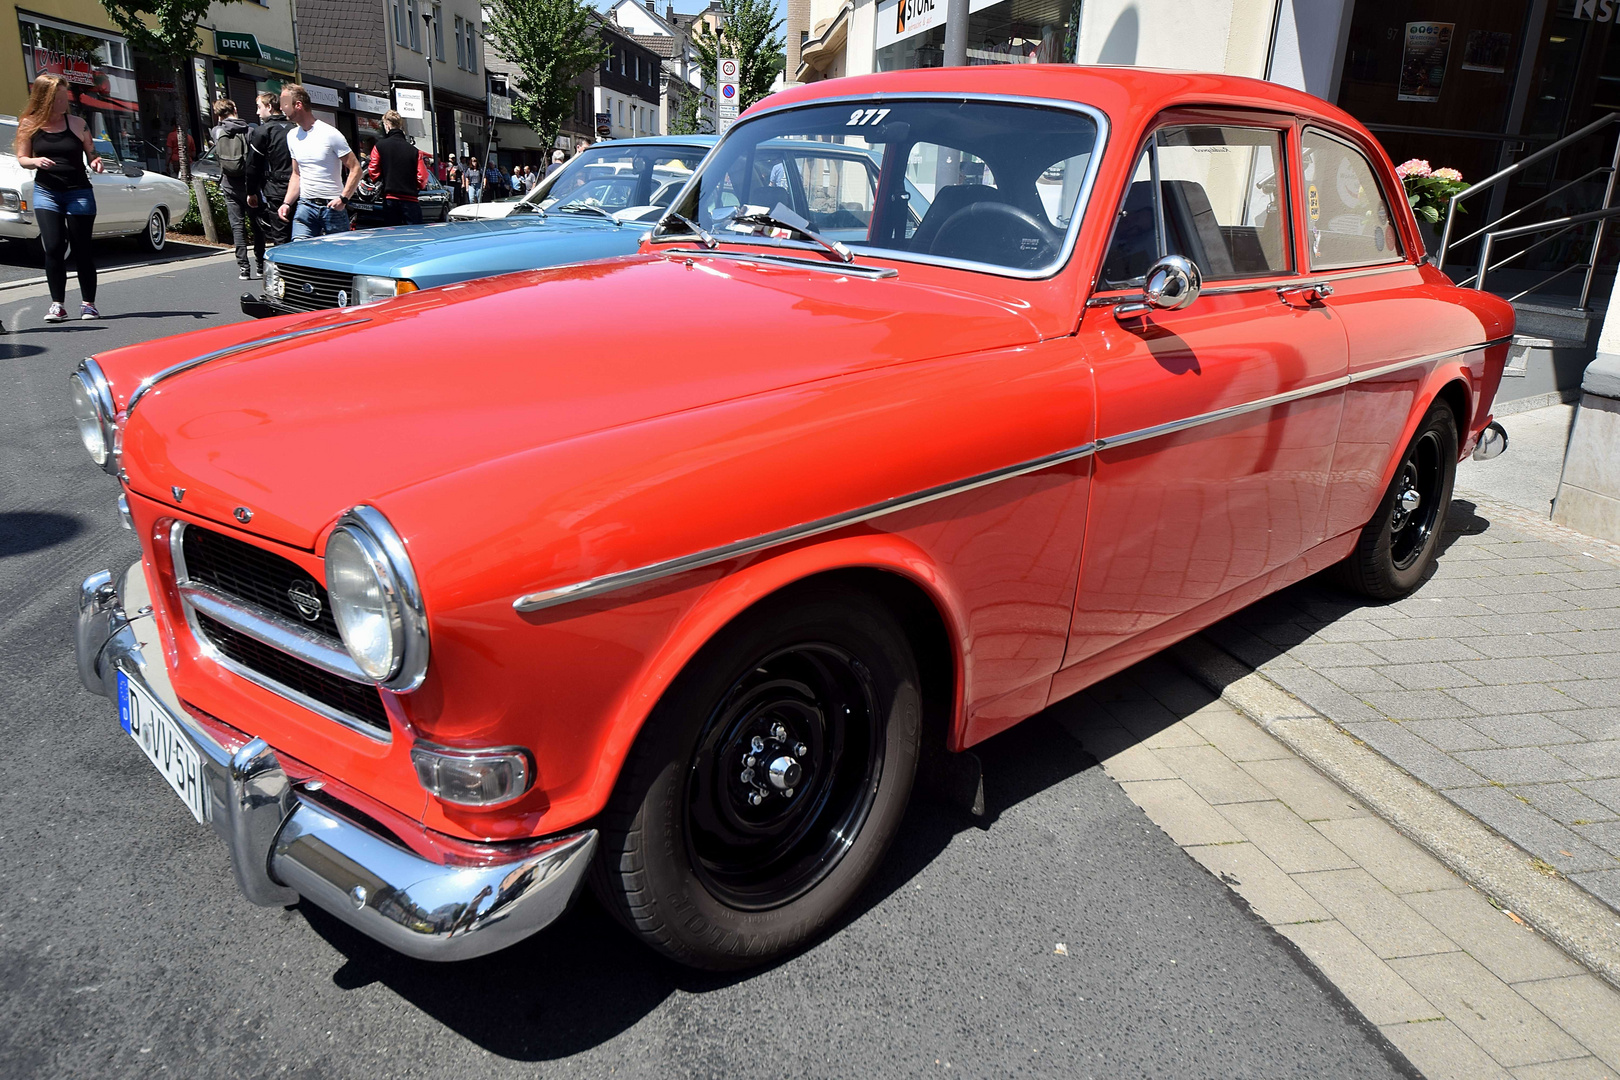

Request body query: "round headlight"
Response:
[325, 528, 403, 682]
[69, 373, 107, 465]
[323, 507, 430, 691]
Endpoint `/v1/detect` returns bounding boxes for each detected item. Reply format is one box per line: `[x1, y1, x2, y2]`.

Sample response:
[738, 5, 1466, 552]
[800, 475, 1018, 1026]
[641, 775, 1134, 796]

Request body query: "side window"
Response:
[1100, 125, 1290, 288]
[788, 154, 877, 235]
[1301, 130, 1402, 270]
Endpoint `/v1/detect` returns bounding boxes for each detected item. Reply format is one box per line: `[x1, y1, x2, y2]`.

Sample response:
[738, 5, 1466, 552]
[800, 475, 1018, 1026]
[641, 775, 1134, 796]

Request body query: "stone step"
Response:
[1511, 300, 1604, 343]
[1496, 332, 1595, 412]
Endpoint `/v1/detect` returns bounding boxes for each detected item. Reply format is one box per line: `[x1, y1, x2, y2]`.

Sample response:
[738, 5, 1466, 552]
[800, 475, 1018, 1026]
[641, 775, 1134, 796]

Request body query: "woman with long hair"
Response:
[14, 74, 105, 322]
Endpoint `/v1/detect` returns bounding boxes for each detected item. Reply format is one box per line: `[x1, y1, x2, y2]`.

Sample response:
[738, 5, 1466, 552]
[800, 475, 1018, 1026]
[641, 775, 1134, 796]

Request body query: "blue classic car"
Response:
[241, 135, 716, 318]
[241, 133, 933, 317]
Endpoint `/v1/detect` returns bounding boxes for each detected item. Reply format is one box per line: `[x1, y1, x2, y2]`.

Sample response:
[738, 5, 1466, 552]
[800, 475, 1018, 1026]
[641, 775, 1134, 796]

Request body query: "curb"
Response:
[0, 244, 230, 295]
[1173, 633, 1620, 992]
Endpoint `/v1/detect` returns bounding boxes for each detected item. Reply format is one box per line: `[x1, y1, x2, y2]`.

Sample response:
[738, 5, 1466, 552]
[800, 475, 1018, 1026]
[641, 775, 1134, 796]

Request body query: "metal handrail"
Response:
[1445, 166, 1611, 250]
[1476, 206, 1620, 303]
[1439, 111, 1620, 310]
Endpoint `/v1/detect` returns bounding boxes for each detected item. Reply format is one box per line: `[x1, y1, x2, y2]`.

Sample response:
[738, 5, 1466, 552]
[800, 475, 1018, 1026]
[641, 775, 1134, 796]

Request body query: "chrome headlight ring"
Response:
[68, 357, 120, 475]
[324, 505, 430, 693]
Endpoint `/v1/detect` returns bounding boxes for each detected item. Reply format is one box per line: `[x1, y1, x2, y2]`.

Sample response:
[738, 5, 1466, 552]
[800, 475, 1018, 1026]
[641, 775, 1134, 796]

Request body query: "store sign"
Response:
[455, 109, 485, 128]
[875, 0, 999, 49]
[32, 47, 94, 84]
[596, 111, 612, 136]
[351, 91, 390, 114]
[488, 93, 512, 120]
[1576, 1, 1619, 21]
[215, 31, 261, 59]
[396, 88, 425, 119]
[305, 83, 342, 108]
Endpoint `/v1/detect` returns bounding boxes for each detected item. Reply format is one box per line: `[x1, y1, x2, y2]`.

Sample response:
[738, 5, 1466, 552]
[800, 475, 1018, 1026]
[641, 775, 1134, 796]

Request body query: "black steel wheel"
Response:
[1339, 399, 1459, 600]
[591, 582, 921, 969]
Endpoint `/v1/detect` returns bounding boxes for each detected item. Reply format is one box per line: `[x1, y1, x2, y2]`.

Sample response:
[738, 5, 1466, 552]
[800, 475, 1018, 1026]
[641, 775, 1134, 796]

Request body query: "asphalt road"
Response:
[0, 234, 226, 289]
[0, 257, 1419, 1079]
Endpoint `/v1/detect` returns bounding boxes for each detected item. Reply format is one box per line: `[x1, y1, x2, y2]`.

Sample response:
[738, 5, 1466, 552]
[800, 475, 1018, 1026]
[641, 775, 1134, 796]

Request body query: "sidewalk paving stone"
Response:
[1463, 715, 1586, 748]
[1151, 744, 1273, 805]
[1375, 663, 1483, 691]
[1452, 748, 1591, 784]
[1293, 868, 1459, 959]
[1571, 869, 1620, 911]
[1184, 841, 1331, 925]
[1387, 952, 1587, 1069]
[1279, 921, 1444, 1026]
[1215, 800, 1359, 873]
[1311, 817, 1461, 894]
[1380, 1020, 1515, 1080]
[1511, 1057, 1620, 1079]
[1513, 976, 1620, 1071]
[1342, 721, 1487, 790]
[1238, 757, 1370, 821]
[1402, 888, 1583, 984]
[1550, 741, 1620, 778]
[1443, 787, 1620, 875]
[1511, 782, 1620, 826]
[1403, 718, 1503, 752]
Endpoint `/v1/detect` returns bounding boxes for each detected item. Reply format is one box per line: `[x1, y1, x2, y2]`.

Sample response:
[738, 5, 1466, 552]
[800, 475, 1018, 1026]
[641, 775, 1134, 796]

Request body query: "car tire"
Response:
[141, 208, 167, 252]
[1338, 398, 1459, 600]
[590, 582, 922, 970]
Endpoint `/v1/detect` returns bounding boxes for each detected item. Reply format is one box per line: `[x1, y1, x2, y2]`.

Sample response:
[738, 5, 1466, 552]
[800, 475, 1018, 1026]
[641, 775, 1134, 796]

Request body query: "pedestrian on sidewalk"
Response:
[247, 92, 294, 253]
[277, 84, 361, 239]
[209, 99, 261, 280]
[367, 111, 430, 227]
[13, 73, 103, 322]
[545, 149, 565, 178]
[166, 125, 195, 175]
[464, 156, 483, 204]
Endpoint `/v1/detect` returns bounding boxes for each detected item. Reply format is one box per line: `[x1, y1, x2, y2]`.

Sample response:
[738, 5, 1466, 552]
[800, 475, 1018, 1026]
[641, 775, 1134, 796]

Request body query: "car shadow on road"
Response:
[297, 710, 1098, 1061]
[0, 511, 84, 557]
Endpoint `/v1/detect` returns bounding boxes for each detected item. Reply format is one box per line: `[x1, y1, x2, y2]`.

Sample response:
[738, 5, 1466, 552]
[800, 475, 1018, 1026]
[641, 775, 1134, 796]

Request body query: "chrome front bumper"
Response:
[76, 562, 597, 961]
[1472, 420, 1509, 461]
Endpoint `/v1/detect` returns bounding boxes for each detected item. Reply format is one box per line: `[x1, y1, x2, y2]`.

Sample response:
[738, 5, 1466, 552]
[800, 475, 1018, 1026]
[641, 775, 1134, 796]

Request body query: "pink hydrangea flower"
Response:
[1396, 158, 1432, 179]
[1431, 167, 1463, 182]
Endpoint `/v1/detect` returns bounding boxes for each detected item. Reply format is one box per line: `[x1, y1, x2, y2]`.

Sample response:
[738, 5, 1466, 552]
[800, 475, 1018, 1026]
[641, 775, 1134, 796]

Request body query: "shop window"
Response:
[1301, 129, 1402, 271]
[1100, 125, 1290, 288]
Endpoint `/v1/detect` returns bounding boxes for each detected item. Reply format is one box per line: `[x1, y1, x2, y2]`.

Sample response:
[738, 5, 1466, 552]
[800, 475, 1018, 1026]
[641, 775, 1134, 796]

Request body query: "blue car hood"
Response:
[269, 215, 645, 287]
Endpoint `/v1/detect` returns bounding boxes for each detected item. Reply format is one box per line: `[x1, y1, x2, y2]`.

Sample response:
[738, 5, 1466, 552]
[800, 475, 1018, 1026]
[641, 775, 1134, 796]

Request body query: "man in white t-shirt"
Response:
[275, 84, 361, 239]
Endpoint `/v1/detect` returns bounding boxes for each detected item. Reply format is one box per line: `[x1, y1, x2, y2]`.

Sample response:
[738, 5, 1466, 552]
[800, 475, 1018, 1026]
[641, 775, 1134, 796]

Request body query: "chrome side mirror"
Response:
[1114, 254, 1202, 319]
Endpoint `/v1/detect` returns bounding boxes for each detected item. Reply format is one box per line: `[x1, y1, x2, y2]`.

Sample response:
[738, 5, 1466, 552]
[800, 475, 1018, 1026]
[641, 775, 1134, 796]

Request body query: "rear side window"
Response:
[1100, 124, 1290, 288]
[1301, 130, 1403, 270]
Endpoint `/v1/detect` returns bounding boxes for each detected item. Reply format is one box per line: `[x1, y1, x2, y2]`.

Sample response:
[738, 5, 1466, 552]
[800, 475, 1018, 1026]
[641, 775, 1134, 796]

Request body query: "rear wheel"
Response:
[1339, 399, 1458, 600]
[141, 207, 167, 252]
[590, 583, 921, 969]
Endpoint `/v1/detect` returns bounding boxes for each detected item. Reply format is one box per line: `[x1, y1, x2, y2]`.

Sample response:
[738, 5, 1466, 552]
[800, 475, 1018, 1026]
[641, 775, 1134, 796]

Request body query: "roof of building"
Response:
[633, 34, 679, 58]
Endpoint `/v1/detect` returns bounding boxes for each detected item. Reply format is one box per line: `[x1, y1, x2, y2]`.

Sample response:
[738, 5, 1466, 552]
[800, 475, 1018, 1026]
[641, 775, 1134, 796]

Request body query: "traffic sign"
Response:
[717, 57, 739, 136]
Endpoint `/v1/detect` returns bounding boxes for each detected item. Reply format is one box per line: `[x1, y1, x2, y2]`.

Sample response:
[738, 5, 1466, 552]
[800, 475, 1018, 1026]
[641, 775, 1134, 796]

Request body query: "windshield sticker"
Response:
[846, 107, 891, 127]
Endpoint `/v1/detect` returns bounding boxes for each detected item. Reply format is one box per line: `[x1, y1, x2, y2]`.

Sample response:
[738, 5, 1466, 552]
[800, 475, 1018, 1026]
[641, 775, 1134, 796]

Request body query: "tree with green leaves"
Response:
[691, 0, 785, 113]
[100, 0, 240, 181]
[669, 85, 710, 136]
[484, 0, 606, 154]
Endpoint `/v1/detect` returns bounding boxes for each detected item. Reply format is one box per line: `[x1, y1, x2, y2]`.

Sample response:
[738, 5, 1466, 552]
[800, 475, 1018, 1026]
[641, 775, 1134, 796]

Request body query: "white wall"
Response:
[1075, 0, 1269, 76]
[1266, 0, 1353, 101]
[845, 0, 876, 77]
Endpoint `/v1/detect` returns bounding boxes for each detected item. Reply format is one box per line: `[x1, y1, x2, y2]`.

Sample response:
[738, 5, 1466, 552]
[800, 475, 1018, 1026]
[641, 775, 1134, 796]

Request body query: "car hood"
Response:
[270, 215, 637, 279]
[103, 252, 1044, 549]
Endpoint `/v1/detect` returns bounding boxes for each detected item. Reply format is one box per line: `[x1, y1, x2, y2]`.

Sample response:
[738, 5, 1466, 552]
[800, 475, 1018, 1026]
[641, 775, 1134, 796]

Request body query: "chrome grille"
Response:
[273, 263, 352, 312]
[172, 523, 389, 739]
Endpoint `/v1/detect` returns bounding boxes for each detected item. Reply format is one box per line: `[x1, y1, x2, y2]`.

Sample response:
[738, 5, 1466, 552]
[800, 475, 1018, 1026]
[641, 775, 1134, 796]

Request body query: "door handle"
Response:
[1277, 281, 1333, 305]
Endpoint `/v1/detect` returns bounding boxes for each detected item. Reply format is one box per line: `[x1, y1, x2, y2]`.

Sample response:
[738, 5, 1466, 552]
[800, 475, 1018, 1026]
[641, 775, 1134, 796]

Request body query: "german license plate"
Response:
[117, 669, 207, 824]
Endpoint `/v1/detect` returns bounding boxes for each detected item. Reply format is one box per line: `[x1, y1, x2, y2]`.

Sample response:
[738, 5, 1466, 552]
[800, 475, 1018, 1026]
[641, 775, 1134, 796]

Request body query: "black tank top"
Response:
[30, 125, 90, 192]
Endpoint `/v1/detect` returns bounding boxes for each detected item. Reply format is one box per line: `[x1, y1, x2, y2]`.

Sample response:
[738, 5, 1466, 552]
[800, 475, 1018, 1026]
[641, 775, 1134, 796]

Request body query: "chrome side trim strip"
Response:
[124, 319, 369, 416]
[661, 248, 901, 278]
[513, 440, 1100, 612]
[513, 337, 1507, 614]
[171, 523, 390, 743]
[178, 582, 366, 682]
[1088, 262, 1415, 307]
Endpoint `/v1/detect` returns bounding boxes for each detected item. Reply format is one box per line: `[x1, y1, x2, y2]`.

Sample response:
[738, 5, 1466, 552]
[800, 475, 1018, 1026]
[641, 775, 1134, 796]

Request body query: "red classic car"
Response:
[71, 66, 1512, 969]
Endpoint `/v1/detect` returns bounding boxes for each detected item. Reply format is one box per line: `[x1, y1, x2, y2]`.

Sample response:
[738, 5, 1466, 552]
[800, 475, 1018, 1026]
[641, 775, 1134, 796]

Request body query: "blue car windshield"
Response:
[519, 144, 711, 222]
[664, 99, 1103, 274]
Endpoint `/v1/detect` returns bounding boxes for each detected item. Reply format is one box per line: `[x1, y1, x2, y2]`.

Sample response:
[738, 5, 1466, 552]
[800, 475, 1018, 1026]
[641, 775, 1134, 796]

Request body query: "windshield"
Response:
[519, 143, 710, 221]
[664, 99, 1102, 274]
[1, 120, 16, 158]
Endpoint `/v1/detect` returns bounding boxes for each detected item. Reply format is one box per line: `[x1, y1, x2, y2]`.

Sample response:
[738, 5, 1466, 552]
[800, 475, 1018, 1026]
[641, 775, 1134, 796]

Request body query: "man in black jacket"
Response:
[246, 92, 295, 253]
[367, 111, 429, 226]
[210, 99, 261, 280]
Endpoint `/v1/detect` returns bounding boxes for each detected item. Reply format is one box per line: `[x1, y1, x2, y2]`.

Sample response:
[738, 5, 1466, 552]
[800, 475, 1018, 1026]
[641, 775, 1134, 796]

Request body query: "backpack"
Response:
[217, 127, 248, 177]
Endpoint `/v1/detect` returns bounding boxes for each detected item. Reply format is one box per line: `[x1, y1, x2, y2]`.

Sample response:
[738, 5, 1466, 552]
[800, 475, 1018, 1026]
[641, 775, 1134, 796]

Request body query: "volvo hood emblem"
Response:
[287, 580, 323, 622]
[336, 289, 349, 307]
[300, 281, 315, 295]
[234, 506, 253, 524]
[171, 486, 185, 503]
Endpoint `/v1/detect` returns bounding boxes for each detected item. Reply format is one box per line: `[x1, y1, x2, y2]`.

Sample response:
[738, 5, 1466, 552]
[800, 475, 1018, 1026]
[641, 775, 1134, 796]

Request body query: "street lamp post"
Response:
[421, 10, 440, 165]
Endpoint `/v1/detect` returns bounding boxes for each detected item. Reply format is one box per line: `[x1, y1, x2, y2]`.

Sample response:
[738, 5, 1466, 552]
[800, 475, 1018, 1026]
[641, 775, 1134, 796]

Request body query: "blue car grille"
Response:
[275, 263, 352, 311]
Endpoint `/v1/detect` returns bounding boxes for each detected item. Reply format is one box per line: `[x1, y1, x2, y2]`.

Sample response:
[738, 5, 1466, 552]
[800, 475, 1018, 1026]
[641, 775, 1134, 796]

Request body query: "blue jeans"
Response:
[291, 199, 349, 239]
[33, 186, 96, 215]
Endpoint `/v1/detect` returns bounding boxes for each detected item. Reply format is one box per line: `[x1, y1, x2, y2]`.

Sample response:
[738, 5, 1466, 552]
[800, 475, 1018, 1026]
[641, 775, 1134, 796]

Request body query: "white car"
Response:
[0, 116, 190, 251]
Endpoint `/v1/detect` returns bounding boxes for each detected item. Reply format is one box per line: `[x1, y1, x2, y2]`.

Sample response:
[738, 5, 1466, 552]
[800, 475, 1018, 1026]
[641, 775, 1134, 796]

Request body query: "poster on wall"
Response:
[1462, 30, 1512, 73]
[1398, 22, 1454, 102]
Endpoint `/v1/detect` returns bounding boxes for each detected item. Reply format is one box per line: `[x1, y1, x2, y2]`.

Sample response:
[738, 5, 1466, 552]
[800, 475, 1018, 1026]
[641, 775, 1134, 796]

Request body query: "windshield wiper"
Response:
[511, 200, 546, 217]
[559, 203, 619, 224]
[722, 203, 853, 263]
[655, 211, 716, 248]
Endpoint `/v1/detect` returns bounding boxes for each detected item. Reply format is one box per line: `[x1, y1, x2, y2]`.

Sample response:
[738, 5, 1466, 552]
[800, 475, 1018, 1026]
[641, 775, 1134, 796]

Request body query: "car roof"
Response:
[595, 134, 718, 148]
[752, 65, 1365, 142]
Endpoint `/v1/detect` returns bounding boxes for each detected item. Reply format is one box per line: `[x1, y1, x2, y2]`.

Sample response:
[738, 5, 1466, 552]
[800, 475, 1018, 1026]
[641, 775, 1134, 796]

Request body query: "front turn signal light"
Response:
[411, 744, 532, 807]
